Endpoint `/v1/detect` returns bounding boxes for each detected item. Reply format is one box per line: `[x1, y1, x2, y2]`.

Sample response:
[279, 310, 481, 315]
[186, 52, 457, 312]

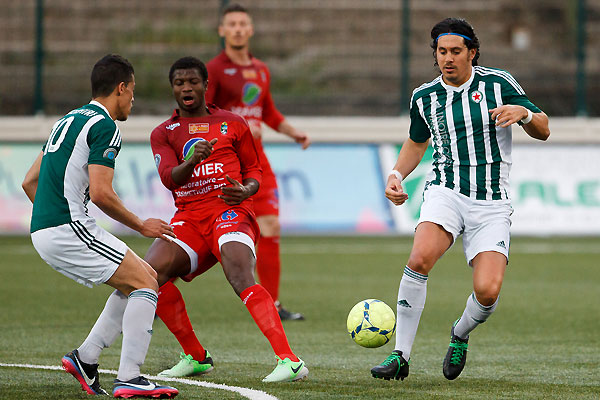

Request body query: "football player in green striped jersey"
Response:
[371, 18, 549, 382]
[22, 54, 178, 398]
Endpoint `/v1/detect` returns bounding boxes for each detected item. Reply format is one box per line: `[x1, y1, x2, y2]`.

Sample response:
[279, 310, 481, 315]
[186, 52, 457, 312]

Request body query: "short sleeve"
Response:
[408, 96, 431, 143]
[150, 125, 181, 190]
[500, 72, 542, 114]
[87, 119, 121, 168]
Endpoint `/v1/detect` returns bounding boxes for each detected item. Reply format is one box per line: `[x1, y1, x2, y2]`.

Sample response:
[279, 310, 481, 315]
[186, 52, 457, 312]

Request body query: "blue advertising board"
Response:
[0, 143, 394, 234]
[267, 144, 393, 233]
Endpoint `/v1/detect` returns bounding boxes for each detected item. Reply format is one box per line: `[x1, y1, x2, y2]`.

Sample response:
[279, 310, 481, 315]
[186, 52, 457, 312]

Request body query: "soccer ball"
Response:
[347, 299, 396, 348]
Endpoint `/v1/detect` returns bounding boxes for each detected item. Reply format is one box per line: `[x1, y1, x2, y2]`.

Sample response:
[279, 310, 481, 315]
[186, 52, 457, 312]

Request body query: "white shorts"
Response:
[31, 219, 128, 288]
[417, 186, 512, 265]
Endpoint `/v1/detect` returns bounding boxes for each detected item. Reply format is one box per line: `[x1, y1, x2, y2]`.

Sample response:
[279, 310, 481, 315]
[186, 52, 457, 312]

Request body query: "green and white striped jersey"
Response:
[31, 101, 121, 232]
[409, 66, 541, 201]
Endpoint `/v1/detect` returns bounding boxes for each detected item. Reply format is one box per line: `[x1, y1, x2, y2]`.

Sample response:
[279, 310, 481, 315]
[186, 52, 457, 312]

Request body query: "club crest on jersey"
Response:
[182, 138, 207, 161]
[103, 148, 118, 160]
[189, 123, 209, 134]
[470, 90, 483, 104]
[260, 69, 267, 82]
[220, 122, 228, 135]
[242, 82, 261, 106]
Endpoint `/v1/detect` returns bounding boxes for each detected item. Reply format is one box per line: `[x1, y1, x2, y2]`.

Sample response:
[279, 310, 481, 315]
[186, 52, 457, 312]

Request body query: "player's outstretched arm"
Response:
[386, 138, 429, 206]
[219, 176, 259, 205]
[89, 164, 175, 240]
[171, 138, 218, 185]
[277, 120, 311, 150]
[22, 151, 43, 203]
[489, 105, 550, 141]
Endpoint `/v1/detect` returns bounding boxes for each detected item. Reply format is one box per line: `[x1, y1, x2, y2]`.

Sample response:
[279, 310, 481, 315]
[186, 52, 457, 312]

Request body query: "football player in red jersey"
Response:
[147, 56, 308, 382]
[160, 2, 308, 323]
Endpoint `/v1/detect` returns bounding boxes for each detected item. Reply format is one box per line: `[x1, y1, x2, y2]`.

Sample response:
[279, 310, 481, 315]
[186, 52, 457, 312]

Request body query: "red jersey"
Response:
[150, 105, 262, 214]
[206, 51, 284, 180]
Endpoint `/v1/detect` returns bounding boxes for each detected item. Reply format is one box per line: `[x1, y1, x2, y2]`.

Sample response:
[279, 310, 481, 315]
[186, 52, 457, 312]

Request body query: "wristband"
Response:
[389, 170, 403, 182]
[520, 108, 533, 125]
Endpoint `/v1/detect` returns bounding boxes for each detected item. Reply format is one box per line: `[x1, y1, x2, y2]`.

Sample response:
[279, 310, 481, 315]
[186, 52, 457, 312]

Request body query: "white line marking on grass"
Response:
[0, 363, 279, 400]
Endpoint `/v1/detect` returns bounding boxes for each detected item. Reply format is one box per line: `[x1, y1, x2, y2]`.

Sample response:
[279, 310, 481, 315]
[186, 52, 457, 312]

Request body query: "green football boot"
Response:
[443, 321, 469, 380]
[371, 350, 410, 381]
[158, 351, 214, 377]
[262, 356, 308, 382]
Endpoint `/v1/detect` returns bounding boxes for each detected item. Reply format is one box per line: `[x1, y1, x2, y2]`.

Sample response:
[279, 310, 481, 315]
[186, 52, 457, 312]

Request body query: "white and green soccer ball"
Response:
[347, 299, 396, 348]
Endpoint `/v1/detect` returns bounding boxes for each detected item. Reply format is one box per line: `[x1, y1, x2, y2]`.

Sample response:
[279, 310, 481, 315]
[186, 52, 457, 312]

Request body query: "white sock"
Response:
[117, 289, 158, 382]
[394, 266, 428, 360]
[453, 292, 498, 339]
[78, 290, 127, 364]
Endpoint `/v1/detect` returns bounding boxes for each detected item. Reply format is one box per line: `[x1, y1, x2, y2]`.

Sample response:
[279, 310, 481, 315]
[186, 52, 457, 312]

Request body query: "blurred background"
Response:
[1, 0, 598, 116]
[1, 0, 599, 236]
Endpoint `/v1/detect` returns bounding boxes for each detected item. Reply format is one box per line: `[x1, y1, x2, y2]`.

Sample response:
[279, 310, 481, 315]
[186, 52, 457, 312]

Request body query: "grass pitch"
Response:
[0, 235, 598, 399]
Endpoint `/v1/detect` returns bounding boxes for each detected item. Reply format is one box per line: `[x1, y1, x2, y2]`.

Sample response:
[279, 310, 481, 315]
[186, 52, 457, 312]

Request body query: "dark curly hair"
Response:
[430, 18, 480, 66]
[168, 56, 208, 85]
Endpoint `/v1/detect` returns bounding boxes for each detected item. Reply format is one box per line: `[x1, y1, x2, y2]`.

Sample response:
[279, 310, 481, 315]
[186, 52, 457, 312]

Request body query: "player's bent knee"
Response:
[143, 261, 158, 280]
[136, 269, 159, 292]
[475, 273, 503, 296]
[475, 294, 498, 307]
[474, 285, 501, 306]
[221, 245, 256, 295]
[110, 251, 159, 294]
[407, 253, 434, 274]
[222, 250, 254, 277]
[223, 267, 255, 295]
[125, 272, 159, 293]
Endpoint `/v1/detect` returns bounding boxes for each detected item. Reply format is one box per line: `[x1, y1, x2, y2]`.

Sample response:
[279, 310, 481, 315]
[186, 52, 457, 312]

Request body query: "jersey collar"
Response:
[439, 66, 475, 92]
[89, 100, 112, 119]
[171, 106, 214, 120]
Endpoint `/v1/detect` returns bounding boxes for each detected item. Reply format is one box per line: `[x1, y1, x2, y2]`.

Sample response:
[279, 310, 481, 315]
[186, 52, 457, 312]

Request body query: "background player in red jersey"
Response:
[148, 56, 308, 382]
[209, 5, 311, 322]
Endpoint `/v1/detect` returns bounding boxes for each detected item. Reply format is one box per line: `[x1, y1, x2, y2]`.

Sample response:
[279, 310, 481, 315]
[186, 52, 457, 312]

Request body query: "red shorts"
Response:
[253, 169, 279, 217]
[169, 206, 260, 282]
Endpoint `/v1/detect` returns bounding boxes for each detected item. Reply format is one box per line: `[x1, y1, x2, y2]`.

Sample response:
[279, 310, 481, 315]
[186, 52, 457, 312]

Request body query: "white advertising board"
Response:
[2, 143, 599, 235]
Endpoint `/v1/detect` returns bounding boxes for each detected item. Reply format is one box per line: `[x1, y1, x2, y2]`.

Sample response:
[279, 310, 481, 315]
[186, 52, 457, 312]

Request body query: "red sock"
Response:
[240, 284, 298, 362]
[256, 236, 281, 303]
[157, 280, 206, 361]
